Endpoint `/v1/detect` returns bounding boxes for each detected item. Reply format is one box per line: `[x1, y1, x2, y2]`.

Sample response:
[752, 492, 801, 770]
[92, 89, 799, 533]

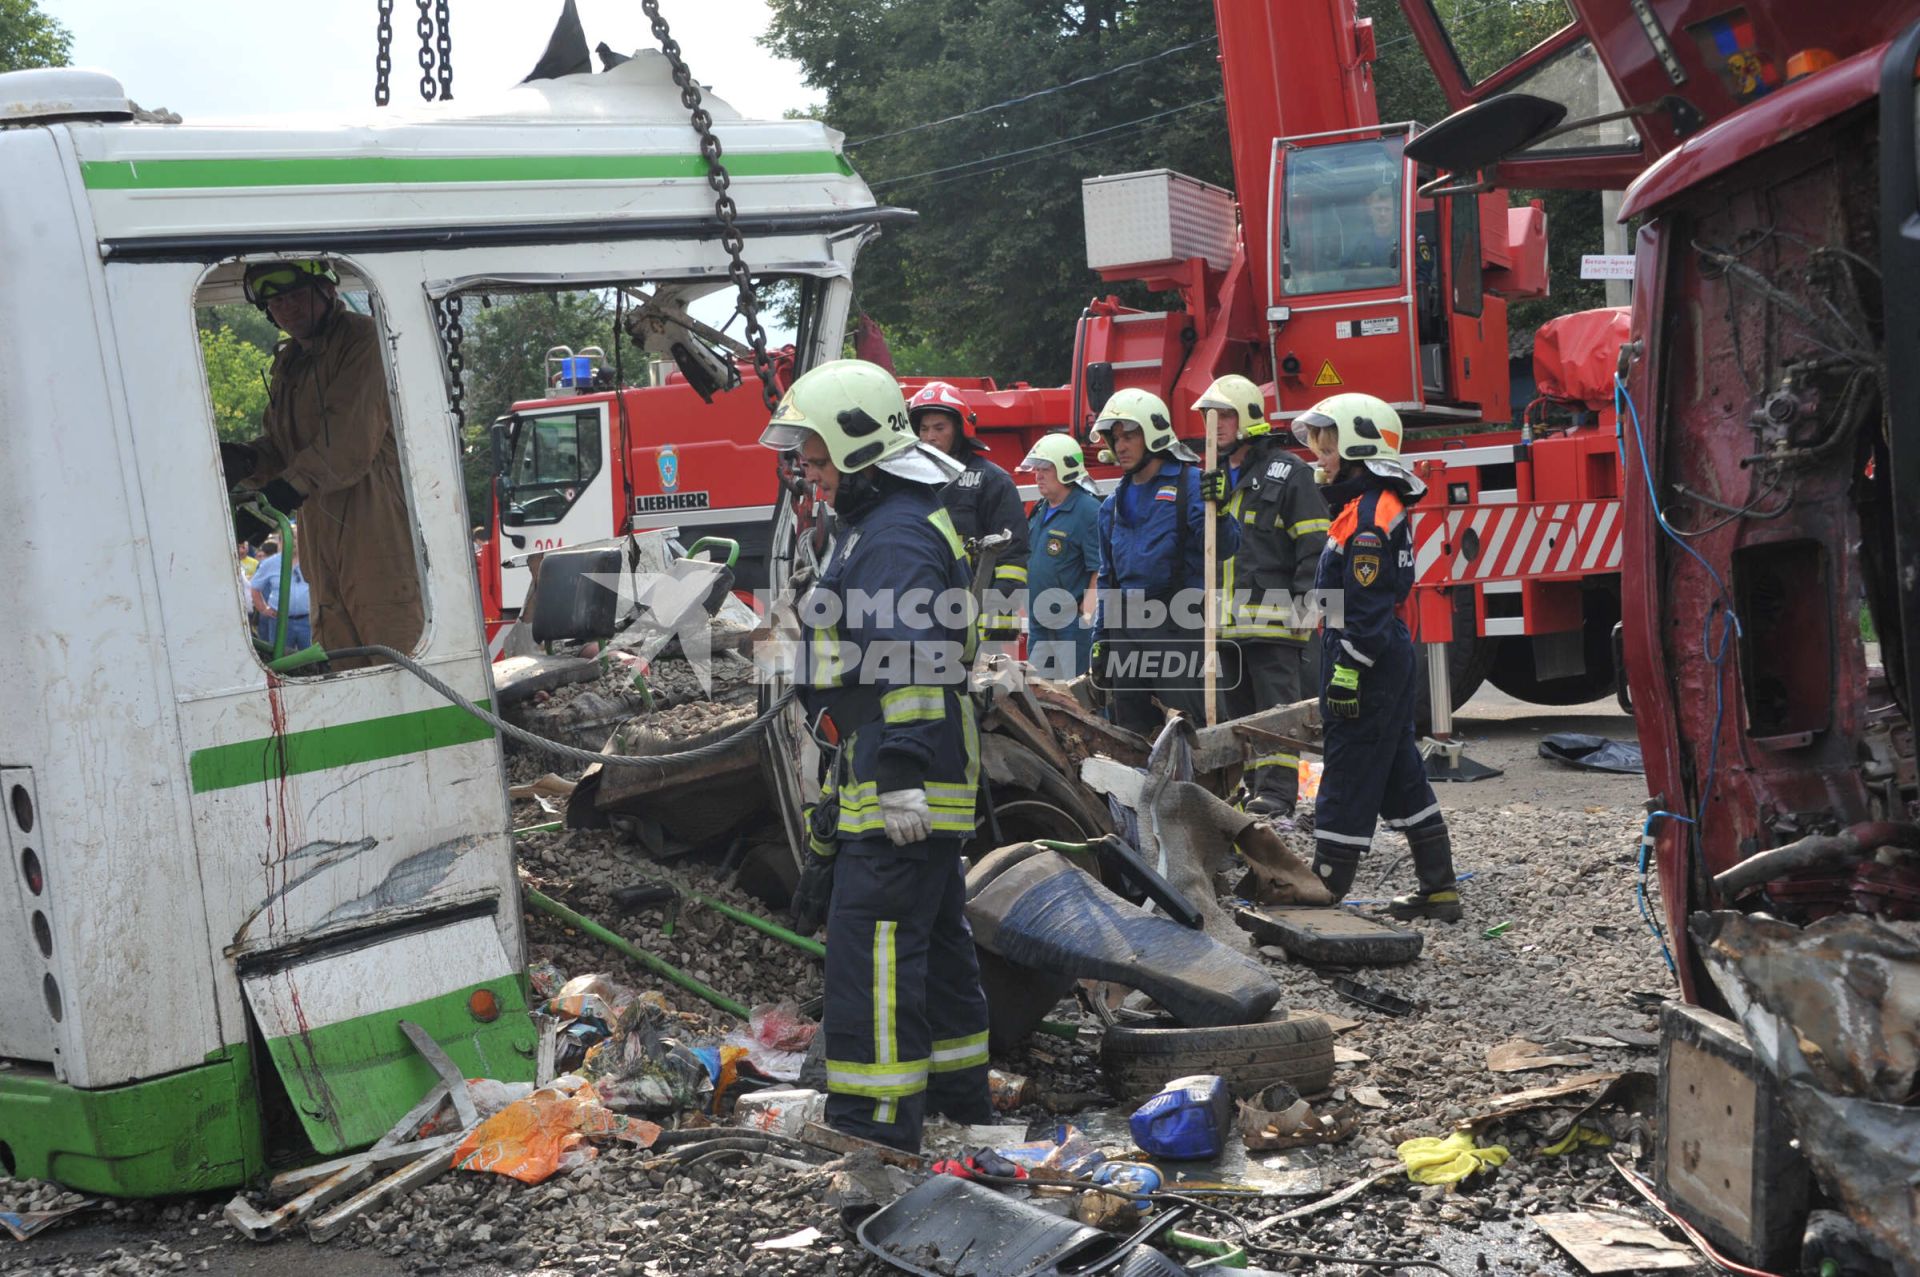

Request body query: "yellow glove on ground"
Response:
[1396, 1130, 1511, 1185]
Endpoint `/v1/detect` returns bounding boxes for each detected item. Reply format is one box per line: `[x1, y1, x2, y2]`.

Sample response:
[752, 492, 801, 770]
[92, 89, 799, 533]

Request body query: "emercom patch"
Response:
[1353, 554, 1381, 587]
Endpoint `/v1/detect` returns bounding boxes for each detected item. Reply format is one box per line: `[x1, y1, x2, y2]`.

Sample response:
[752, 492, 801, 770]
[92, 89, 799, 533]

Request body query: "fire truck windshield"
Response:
[501, 410, 601, 526]
[1279, 136, 1405, 297]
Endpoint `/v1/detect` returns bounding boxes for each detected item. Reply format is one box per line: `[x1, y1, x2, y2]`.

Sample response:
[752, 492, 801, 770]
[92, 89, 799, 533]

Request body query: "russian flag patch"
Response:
[1154, 486, 1178, 502]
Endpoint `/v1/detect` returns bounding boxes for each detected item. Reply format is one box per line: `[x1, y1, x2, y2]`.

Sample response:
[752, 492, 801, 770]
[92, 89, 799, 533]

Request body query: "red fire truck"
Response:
[478, 352, 1082, 654]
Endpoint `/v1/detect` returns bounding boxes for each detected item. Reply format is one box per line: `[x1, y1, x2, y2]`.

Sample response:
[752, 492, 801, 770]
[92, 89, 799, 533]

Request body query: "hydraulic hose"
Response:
[524, 888, 748, 1019]
[319, 643, 794, 775]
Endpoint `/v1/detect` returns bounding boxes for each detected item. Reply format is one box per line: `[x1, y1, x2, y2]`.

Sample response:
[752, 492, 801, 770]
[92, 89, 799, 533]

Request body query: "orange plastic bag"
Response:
[453, 1088, 661, 1184]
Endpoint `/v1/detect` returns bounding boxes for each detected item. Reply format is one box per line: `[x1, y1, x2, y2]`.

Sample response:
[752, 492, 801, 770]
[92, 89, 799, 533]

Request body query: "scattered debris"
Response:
[1237, 1082, 1358, 1150]
[750, 1225, 823, 1251]
[1397, 1131, 1511, 1185]
[1324, 975, 1420, 1017]
[1537, 734, 1644, 774]
[1533, 1209, 1697, 1272]
[1130, 1075, 1234, 1160]
[1236, 903, 1424, 966]
[0, 1195, 96, 1242]
[1486, 1037, 1598, 1073]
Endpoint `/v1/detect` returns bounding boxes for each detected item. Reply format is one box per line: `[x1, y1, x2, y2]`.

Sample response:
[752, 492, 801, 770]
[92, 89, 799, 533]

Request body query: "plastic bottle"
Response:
[1128, 1074, 1233, 1160]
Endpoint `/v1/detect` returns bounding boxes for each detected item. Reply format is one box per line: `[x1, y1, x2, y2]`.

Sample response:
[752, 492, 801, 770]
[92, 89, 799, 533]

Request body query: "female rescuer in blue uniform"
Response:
[758, 359, 993, 1152]
[1087, 388, 1238, 734]
[1016, 433, 1101, 679]
[1295, 393, 1463, 922]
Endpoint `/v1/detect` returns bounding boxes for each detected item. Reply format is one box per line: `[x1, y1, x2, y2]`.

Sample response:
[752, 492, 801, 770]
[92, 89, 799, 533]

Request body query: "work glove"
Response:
[219, 441, 260, 488]
[1327, 663, 1361, 719]
[790, 852, 836, 934]
[878, 788, 933, 847]
[258, 477, 307, 517]
[1199, 468, 1230, 504]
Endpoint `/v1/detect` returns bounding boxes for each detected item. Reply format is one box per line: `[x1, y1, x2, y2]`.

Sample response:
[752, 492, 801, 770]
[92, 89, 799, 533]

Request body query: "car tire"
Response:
[1100, 1009, 1337, 1101]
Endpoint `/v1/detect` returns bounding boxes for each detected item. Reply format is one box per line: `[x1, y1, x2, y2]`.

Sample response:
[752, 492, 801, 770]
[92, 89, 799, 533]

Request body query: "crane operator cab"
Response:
[1268, 126, 1533, 426]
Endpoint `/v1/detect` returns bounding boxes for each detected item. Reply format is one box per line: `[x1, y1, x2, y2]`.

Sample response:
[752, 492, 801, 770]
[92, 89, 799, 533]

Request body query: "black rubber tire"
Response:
[1100, 1010, 1337, 1101]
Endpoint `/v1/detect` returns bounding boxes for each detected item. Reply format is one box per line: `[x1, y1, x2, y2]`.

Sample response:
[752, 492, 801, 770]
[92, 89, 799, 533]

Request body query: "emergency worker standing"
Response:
[1296, 393, 1462, 921]
[227, 258, 422, 664]
[908, 382, 1029, 641]
[760, 360, 992, 1152]
[1088, 389, 1238, 734]
[1195, 375, 1328, 818]
[1016, 434, 1101, 679]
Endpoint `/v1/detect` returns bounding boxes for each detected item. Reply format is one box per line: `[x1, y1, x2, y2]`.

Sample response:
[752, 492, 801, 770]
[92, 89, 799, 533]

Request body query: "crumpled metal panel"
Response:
[1694, 910, 1920, 1272]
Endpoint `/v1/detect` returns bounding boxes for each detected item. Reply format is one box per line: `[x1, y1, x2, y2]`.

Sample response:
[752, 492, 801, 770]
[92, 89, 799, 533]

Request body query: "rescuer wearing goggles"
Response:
[224, 258, 422, 667]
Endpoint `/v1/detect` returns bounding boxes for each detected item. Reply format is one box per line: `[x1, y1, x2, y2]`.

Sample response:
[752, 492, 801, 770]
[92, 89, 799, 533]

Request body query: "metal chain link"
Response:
[435, 295, 467, 429]
[415, 0, 438, 101]
[434, 0, 453, 100]
[375, 0, 394, 106]
[639, 0, 780, 411]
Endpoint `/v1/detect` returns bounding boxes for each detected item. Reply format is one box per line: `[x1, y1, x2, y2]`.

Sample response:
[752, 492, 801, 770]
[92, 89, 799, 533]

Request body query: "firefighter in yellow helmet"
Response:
[1193, 374, 1328, 820]
[1296, 393, 1461, 921]
[758, 360, 992, 1152]
[1087, 388, 1238, 732]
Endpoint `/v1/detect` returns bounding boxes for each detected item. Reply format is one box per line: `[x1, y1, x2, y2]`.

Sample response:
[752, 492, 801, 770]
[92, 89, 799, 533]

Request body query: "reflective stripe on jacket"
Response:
[800, 485, 980, 841]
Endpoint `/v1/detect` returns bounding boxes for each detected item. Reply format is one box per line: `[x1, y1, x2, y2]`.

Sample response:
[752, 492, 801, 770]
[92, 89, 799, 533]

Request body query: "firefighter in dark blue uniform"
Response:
[908, 381, 1029, 642]
[759, 360, 992, 1151]
[1196, 374, 1329, 819]
[1295, 393, 1462, 921]
[1087, 388, 1238, 734]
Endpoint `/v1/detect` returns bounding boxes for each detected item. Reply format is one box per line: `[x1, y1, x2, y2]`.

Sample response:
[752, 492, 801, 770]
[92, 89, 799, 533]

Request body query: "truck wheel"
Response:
[1100, 1010, 1336, 1101]
[1486, 591, 1621, 706]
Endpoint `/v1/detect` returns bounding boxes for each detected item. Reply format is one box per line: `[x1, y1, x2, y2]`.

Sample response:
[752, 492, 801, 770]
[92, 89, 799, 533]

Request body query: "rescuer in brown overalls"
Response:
[228, 259, 423, 666]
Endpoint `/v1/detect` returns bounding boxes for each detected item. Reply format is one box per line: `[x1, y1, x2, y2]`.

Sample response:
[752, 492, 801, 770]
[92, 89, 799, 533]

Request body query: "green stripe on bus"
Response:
[80, 150, 855, 190]
[189, 701, 495, 793]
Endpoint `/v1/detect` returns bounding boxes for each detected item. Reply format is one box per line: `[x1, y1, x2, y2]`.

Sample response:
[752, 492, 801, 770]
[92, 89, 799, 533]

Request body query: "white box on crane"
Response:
[1082, 169, 1237, 273]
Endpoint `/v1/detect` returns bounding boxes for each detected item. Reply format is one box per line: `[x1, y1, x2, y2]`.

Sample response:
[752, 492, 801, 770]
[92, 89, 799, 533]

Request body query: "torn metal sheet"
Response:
[1695, 910, 1920, 1271]
[1533, 1210, 1696, 1273]
[1693, 910, 1920, 1103]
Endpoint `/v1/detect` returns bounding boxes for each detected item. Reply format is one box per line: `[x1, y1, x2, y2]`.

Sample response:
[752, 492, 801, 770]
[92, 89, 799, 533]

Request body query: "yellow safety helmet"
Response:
[242, 258, 340, 307]
[1018, 432, 1095, 489]
[1088, 387, 1197, 461]
[760, 359, 960, 484]
[1191, 374, 1271, 438]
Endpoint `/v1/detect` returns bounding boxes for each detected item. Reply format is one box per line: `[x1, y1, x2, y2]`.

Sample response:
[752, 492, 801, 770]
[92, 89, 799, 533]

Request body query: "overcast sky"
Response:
[55, 0, 816, 121]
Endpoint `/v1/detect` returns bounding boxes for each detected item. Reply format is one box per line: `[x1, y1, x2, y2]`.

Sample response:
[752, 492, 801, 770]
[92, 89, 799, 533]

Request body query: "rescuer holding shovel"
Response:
[760, 360, 993, 1152]
[1196, 374, 1329, 820]
[225, 258, 422, 666]
[1087, 389, 1238, 734]
[908, 381, 1029, 644]
[1297, 393, 1462, 921]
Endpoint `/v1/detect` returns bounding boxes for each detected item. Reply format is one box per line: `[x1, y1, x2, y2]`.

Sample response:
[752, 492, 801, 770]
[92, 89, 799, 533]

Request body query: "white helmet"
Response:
[760, 359, 961, 484]
[1088, 388, 1198, 463]
[1292, 392, 1425, 492]
[1018, 432, 1097, 490]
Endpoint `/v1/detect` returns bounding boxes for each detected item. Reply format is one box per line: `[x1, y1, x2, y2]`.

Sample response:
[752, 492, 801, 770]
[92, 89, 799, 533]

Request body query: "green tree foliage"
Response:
[0, 0, 70, 72]
[198, 324, 273, 442]
[456, 291, 619, 517]
[766, 0, 1229, 384]
[772, 0, 1606, 386]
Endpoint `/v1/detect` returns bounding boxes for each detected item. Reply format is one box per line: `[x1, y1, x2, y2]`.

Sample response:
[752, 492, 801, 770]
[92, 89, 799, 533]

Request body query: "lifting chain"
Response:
[639, 0, 780, 411]
[434, 0, 453, 100]
[435, 295, 468, 430]
[377, 0, 450, 104]
[374, 0, 394, 106]
[415, 0, 438, 101]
